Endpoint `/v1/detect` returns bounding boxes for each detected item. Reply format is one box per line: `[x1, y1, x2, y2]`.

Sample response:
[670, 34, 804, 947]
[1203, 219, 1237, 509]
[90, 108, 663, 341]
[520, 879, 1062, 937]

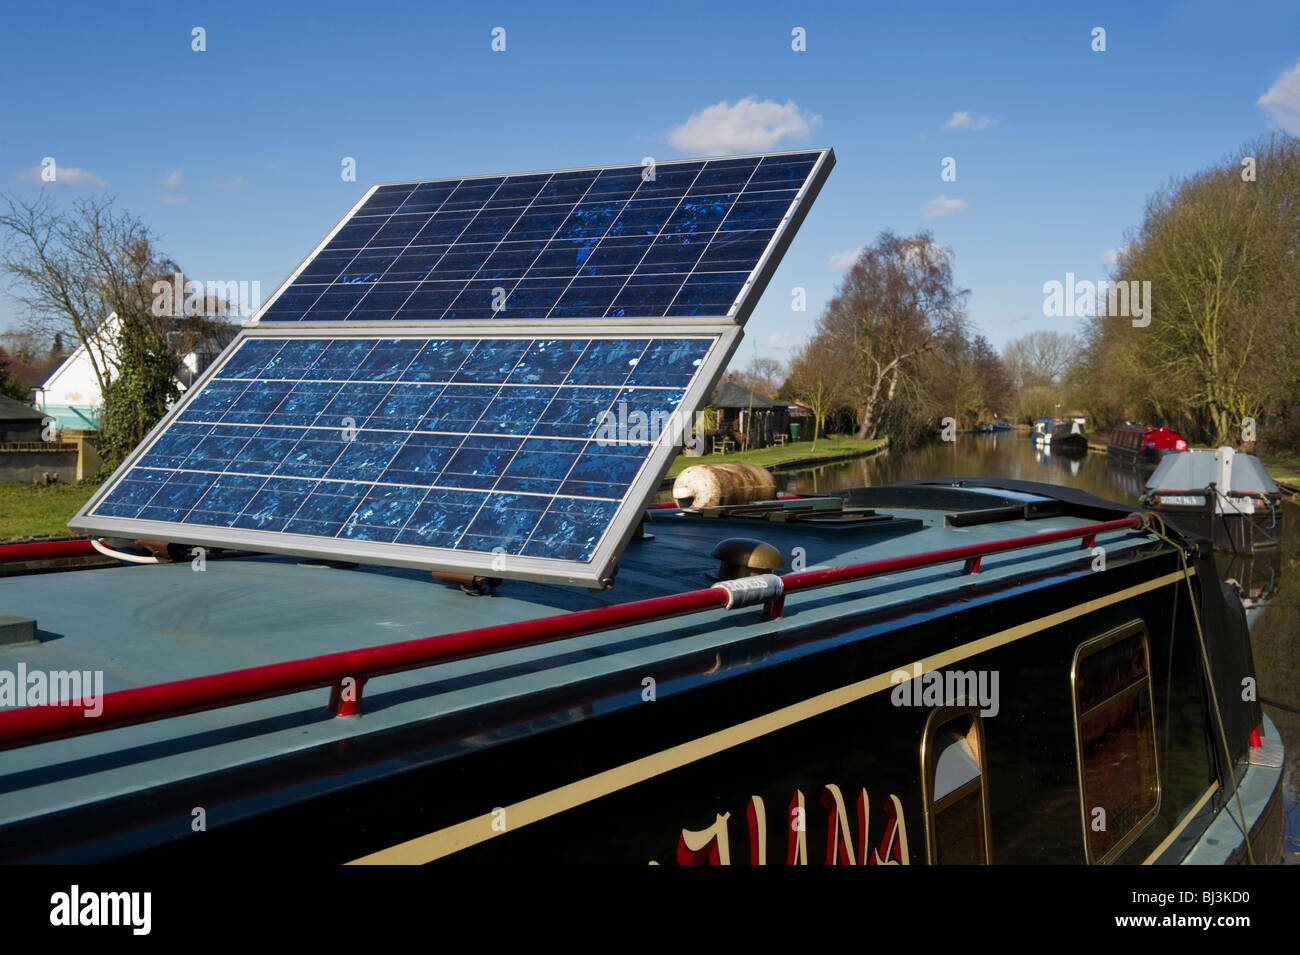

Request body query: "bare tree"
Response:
[788, 336, 850, 451]
[817, 232, 968, 439]
[1069, 133, 1300, 444]
[0, 193, 207, 467]
[0, 193, 178, 393]
[725, 354, 787, 397]
[0, 328, 48, 362]
[1003, 330, 1078, 391]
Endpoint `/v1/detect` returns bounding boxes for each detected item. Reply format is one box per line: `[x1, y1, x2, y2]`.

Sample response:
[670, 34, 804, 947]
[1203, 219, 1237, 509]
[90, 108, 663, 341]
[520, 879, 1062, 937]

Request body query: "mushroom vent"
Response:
[711, 537, 784, 581]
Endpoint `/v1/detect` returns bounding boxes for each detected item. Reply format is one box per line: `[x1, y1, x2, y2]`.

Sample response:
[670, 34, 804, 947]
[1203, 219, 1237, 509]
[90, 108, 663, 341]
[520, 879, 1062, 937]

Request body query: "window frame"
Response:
[920, 705, 992, 865]
[1070, 620, 1162, 865]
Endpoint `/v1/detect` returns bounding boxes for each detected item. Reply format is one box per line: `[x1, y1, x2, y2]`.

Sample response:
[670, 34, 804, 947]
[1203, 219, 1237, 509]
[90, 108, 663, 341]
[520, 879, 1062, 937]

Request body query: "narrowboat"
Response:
[0, 477, 1283, 864]
[1141, 447, 1283, 553]
[977, 419, 1012, 434]
[1047, 420, 1089, 456]
[1108, 423, 1187, 469]
[1031, 416, 1061, 445]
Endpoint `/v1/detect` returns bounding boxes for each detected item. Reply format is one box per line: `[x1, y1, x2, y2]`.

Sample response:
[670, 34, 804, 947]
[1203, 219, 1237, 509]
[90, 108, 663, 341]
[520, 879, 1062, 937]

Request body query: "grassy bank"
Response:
[665, 437, 886, 479]
[1258, 454, 1300, 489]
[0, 482, 99, 540]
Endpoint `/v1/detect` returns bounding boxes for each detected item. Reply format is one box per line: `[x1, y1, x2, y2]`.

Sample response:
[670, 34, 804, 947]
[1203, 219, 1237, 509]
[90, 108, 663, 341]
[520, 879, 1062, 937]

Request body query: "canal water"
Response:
[695, 434, 1300, 864]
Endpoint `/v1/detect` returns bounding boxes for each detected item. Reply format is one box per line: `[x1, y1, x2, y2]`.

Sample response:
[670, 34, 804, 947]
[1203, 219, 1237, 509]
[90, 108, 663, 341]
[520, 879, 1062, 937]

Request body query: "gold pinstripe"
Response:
[348, 569, 1192, 864]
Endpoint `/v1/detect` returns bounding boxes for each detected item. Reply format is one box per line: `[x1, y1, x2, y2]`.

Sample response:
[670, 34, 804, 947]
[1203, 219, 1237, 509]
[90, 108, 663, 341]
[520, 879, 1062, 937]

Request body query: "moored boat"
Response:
[1048, 420, 1089, 456]
[1141, 447, 1283, 553]
[1109, 423, 1187, 468]
[1031, 416, 1061, 447]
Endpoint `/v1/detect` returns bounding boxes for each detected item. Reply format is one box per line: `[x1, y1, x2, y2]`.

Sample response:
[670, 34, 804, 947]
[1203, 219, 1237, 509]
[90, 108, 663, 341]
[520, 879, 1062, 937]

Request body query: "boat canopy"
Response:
[1145, 449, 1279, 494]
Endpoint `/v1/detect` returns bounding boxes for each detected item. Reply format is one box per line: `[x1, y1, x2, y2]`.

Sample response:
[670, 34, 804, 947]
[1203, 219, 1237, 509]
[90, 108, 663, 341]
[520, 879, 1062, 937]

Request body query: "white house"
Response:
[35, 313, 236, 431]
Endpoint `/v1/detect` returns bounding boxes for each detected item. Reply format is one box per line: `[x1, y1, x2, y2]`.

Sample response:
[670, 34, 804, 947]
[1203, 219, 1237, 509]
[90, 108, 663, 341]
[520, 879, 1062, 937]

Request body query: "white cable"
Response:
[90, 538, 160, 564]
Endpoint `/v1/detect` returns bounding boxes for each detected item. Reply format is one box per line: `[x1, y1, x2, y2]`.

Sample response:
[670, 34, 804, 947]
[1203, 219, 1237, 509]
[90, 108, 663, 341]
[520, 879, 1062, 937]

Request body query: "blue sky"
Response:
[2, 0, 1297, 365]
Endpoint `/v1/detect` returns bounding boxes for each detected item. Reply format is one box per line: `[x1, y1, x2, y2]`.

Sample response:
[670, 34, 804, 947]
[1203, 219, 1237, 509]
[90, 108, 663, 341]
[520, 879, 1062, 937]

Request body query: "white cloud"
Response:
[162, 168, 183, 188]
[768, 333, 799, 351]
[944, 111, 995, 131]
[668, 97, 821, 155]
[16, 164, 104, 186]
[922, 195, 968, 218]
[1102, 244, 1131, 265]
[161, 194, 188, 205]
[1258, 59, 1300, 135]
[827, 248, 863, 270]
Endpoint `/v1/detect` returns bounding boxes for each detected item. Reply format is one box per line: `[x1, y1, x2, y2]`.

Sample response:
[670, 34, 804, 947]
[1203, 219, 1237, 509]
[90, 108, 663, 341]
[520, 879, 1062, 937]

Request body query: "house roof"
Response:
[0, 395, 47, 421]
[713, 381, 777, 409]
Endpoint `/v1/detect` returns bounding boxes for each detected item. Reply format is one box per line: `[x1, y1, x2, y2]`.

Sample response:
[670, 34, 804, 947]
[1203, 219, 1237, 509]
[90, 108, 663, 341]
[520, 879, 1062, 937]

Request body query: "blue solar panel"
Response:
[255, 151, 830, 324]
[74, 150, 832, 586]
[82, 333, 719, 567]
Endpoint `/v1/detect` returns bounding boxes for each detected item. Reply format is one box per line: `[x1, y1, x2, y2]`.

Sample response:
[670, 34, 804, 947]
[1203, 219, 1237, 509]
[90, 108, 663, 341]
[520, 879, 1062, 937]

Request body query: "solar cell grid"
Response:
[85, 333, 718, 566]
[257, 151, 826, 324]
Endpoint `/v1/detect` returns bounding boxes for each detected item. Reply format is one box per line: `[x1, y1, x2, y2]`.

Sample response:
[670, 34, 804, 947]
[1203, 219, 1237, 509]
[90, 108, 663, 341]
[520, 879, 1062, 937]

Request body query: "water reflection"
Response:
[1216, 549, 1284, 623]
[772, 433, 1127, 499]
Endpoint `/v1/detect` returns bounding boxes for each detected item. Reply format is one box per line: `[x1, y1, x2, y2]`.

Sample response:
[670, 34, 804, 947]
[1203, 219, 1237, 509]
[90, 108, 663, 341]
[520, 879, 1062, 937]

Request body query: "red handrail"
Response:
[780, 516, 1139, 592]
[0, 515, 1144, 752]
[0, 539, 100, 563]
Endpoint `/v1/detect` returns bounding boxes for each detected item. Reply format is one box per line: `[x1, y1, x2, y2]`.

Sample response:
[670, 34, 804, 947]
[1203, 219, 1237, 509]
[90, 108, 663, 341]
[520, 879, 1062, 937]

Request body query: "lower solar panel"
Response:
[72, 326, 737, 586]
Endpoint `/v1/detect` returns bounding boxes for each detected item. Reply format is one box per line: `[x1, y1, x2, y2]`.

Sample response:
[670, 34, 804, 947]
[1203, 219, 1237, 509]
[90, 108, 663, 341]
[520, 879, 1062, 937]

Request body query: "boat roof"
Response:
[1146, 449, 1278, 494]
[0, 480, 1165, 850]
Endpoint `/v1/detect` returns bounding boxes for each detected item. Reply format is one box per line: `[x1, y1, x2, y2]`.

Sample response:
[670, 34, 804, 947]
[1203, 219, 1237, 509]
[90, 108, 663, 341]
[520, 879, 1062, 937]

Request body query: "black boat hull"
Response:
[0, 537, 1268, 865]
[1151, 502, 1283, 553]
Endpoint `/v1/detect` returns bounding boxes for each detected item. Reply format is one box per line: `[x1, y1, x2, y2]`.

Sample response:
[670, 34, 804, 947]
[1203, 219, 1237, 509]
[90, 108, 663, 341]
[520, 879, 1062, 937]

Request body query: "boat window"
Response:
[1071, 623, 1160, 864]
[922, 708, 991, 864]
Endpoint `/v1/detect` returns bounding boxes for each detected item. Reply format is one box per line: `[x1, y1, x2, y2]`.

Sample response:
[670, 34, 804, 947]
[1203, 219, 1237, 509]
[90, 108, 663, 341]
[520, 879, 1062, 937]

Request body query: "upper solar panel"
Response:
[255, 149, 832, 325]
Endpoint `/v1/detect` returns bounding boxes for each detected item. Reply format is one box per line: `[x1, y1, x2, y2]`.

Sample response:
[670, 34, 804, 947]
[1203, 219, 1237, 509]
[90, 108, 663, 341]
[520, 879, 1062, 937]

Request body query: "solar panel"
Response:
[255, 150, 832, 325]
[73, 327, 736, 585]
[73, 149, 832, 587]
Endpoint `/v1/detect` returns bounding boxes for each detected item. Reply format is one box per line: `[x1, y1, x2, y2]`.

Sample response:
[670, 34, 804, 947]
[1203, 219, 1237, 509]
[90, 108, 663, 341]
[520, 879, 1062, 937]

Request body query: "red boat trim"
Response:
[0, 516, 1143, 752]
[0, 539, 100, 563]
